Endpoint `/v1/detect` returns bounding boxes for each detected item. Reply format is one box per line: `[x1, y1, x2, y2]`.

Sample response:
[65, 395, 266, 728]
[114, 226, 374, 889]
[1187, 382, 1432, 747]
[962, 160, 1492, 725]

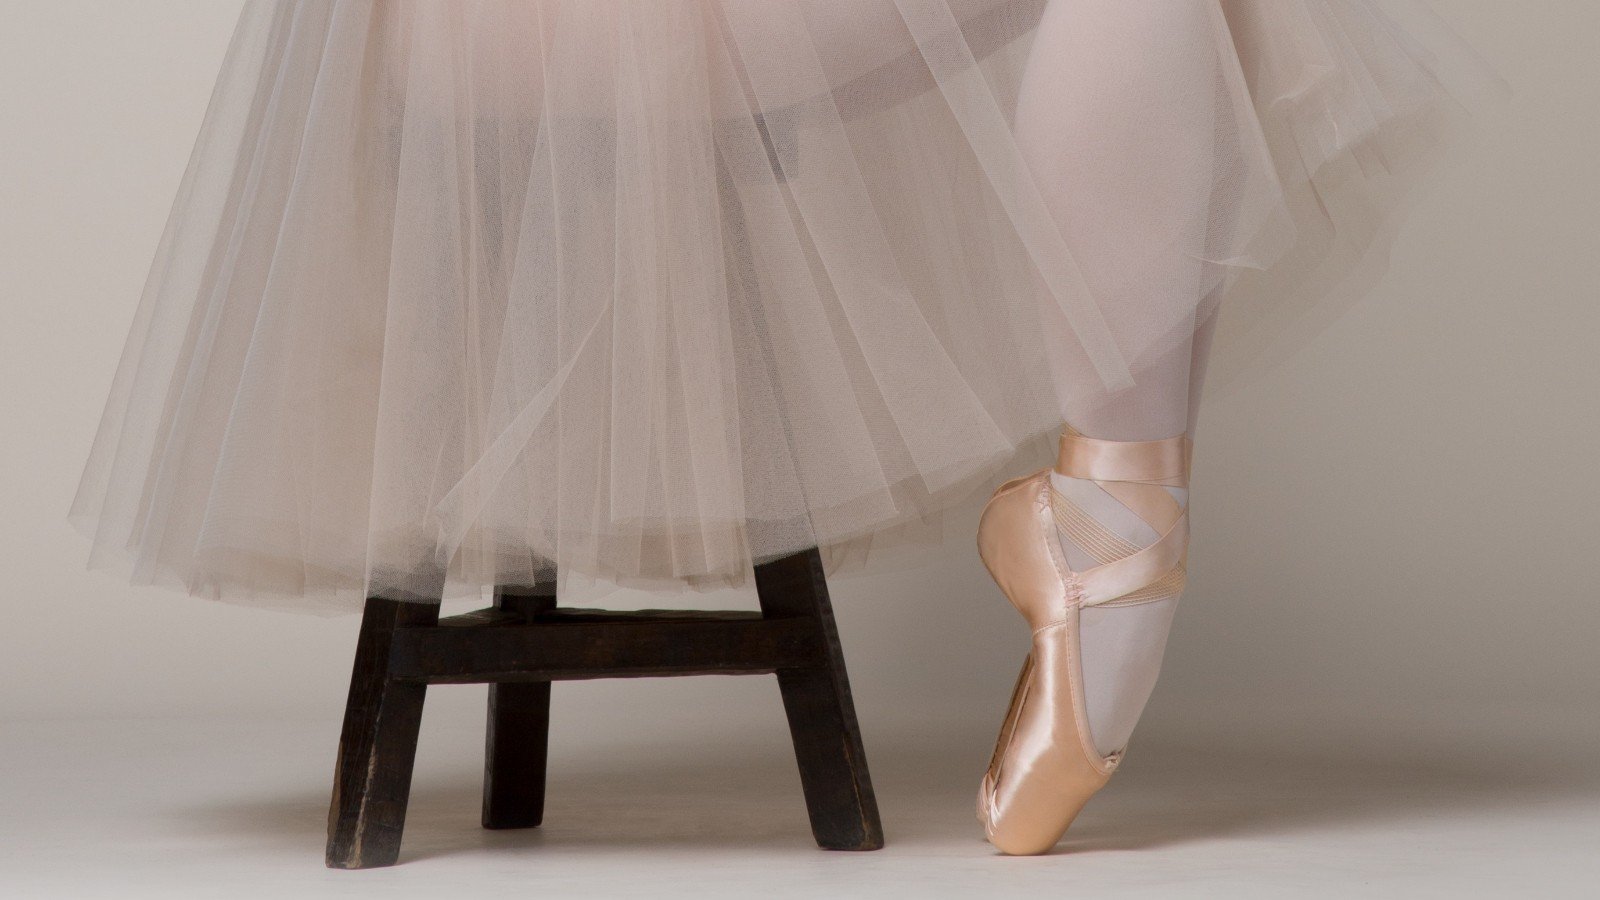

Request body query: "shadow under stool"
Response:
[323, 546, 884, 868]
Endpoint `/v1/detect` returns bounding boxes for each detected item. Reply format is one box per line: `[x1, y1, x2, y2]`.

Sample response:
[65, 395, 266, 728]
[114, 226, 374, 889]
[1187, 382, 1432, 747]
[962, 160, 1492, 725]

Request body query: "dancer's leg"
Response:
[1013, 0, 1223, 756]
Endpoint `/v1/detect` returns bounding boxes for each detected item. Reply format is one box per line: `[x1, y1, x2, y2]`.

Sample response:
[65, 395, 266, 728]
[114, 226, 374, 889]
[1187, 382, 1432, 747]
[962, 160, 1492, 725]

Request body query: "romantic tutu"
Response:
[71, 1, 1504, 612]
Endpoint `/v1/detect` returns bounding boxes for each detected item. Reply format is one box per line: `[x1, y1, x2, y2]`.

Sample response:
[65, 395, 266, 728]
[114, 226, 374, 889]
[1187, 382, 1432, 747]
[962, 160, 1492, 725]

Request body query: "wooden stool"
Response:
[324, 547, 884, 868]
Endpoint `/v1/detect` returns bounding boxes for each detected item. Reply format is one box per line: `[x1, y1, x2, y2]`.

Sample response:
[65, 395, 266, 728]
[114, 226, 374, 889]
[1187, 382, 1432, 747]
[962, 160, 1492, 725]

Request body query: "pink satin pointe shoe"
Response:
[975, 425, 1191, 855]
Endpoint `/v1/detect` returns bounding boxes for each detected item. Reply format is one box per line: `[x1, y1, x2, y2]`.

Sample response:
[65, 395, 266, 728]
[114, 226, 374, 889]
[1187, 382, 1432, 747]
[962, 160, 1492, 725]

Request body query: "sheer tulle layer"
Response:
[71, 0, 1501, 612]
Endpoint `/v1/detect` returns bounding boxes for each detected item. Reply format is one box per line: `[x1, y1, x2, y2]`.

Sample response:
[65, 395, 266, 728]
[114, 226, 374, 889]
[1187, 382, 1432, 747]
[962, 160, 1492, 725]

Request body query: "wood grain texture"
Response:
[483, 585, 556, 830]
[325, 595, 439, 869]
[755, 549, 885, 851]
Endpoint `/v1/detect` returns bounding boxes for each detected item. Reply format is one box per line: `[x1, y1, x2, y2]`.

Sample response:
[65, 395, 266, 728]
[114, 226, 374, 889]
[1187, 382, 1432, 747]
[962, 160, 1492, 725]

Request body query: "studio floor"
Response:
[4, 708, 1595, 899]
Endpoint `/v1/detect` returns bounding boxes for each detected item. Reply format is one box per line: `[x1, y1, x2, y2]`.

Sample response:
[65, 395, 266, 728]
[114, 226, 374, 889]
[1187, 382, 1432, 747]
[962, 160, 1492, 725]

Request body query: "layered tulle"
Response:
[71, 0, 1503, 612]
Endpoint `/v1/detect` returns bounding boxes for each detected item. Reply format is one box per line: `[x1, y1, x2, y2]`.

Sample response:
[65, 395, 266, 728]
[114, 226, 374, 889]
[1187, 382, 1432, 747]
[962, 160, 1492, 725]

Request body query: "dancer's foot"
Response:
[974, 425, 1190, 855]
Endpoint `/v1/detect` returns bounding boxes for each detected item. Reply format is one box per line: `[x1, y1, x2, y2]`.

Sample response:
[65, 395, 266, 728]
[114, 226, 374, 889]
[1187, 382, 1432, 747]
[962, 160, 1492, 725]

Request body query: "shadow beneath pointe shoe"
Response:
[160, 720, 1599, 865]
[865, 725, 1600, 857]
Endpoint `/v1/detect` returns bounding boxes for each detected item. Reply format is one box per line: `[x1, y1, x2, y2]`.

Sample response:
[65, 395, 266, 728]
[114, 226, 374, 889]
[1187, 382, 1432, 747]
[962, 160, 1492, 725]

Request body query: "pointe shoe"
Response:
[975, 426, 1191, 855]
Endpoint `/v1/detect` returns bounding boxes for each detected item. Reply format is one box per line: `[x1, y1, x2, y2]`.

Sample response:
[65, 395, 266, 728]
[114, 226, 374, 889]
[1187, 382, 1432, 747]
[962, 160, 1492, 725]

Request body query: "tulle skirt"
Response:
[72, 0, 1504, 613]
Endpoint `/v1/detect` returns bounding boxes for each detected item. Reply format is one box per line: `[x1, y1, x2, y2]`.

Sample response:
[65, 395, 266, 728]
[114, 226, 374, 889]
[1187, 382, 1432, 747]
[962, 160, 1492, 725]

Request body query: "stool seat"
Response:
[324, 547, 884, 868]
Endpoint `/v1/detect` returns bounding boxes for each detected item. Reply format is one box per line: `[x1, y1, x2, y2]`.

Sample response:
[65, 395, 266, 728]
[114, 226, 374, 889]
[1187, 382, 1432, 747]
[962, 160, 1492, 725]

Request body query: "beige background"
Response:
[1, 2, 1595, 896]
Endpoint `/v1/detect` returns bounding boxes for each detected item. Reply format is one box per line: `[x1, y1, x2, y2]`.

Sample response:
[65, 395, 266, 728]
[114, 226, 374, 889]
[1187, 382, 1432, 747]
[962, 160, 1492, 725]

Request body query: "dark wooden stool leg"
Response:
[482, 584, 557, 829]
[755, 549, 884, 851]
[326, 595, 439, 869]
